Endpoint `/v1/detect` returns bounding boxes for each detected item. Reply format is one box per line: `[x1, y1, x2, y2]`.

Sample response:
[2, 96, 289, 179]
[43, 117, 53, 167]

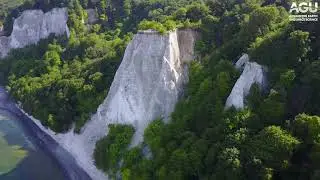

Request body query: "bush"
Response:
[94, 124, 135, 175]
[138, 20, 167, 34]
[186, 3, 209, 22]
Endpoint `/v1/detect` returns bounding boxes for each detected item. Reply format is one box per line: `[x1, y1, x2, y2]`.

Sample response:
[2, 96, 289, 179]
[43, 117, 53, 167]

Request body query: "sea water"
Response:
[0, 109, 65, 180]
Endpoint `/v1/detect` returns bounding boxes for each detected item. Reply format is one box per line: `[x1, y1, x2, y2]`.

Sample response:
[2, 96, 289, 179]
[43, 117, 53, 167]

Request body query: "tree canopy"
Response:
[0, 0, 320, 179]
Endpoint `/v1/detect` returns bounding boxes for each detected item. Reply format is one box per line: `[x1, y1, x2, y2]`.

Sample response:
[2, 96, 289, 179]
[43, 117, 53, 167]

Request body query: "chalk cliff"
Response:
[0, 8, 69, 58]
[20, 29, 199, 180]
[225, 54, 267, 109]
[235, 53, 249, 70]
[84, 29, 199, 146]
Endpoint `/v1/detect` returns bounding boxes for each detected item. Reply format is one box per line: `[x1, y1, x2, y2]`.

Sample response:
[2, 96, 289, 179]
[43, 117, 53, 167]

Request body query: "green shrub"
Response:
[138, 20, 167, 34]
[94, 124, 135, 175]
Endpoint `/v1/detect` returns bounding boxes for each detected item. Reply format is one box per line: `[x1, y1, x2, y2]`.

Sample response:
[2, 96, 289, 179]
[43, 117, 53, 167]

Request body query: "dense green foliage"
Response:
[94, 124, 135, 176]
[4, 34, 127, 132]
[0, 0, 131, 132]
[91, 1, 320, 180]
[1, 0, 320, 179]
[1, 0, 69, 34]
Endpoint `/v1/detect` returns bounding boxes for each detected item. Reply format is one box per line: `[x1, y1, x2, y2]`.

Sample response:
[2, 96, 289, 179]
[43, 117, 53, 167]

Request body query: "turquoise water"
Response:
[0, 109, 65, 180]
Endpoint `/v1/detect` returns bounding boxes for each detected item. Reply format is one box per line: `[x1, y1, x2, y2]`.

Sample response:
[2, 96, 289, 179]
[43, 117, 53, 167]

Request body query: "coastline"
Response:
[0, 87, 91, 180]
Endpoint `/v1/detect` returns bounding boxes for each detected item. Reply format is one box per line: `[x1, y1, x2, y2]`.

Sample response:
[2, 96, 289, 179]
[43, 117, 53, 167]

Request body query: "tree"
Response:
[186, 3, 209, 22]
[247, 83, 263, 110]
[168, 148, 189, 177]
[138, 20, 166, 34]
[286, 30, 310, 64]
[43, 44, 62, 72]
[174, 8, 187, 21]
[249, 89, 286, 130]
[245, 6, 284, 38]
[144, 119, 164, 153]
[94, 124, 135, 175]
[245, 157, 274, 180]
[302, 61, 320, 91]
[206, 0, 238, 16]
[214, 147, 243, 180]
[279, 69, 296, 90]
[300, 61, 320, 114]
[215, 71, 232, 99]
[246, 126, 300, 169]
[292, 114, 320, 144]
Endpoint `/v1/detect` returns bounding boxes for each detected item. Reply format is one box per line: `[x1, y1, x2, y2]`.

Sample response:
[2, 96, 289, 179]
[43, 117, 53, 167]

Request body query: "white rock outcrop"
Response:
[235, 53, 249, 70]
[84, 29, 199, 146]
[20, 29, 199, 180]
[0, 25, 4, 36]
[0, 8, 69, 58]
[225, 54, 267, 109]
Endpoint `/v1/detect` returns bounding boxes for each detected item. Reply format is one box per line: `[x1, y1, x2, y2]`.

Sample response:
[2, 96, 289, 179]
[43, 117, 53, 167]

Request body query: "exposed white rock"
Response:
[0, 8, 69, 58]
[0, 25, 4, 36]
[17, 29, 199, 180]
[225, 54, 267, 109]
[0, 36, 10, 57]
[178, 29, 200, 63]
[84, 29, 199, 146]
[235, 54, 249, 70]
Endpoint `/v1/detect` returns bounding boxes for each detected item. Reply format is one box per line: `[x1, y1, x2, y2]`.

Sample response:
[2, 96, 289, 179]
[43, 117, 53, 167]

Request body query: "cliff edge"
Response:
[20, 29, 199, 180]
[0, 8, 69, 58]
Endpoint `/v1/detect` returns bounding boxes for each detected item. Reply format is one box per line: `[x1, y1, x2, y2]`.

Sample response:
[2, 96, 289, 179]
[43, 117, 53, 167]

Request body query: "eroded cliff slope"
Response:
[0, 8, 69, 58]
[21, 29, 199, 180]
[85, 29, 200, 146]
[225, 54, 267, 109]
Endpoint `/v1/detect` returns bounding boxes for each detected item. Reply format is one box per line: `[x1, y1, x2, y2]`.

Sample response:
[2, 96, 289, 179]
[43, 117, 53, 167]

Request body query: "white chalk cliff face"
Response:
[235, 53, 249, 70]
[20, 29, 199, 180]
[0, 8, 69, 58]
[85, 29, 199, 146]
[225, 54, 267, 109]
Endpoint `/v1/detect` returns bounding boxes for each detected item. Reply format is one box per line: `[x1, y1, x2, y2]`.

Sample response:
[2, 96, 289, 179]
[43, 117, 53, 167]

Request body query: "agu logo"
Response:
[289, 2, 318, 22]
[289, 2, 318, 13]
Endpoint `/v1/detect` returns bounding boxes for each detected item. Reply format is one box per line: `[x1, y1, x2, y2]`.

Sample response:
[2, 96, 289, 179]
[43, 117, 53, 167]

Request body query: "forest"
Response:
[0, 0, 319, 179]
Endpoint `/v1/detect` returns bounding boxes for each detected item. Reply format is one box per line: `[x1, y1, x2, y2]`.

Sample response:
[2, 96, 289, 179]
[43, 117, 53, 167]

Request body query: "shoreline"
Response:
[0, 87, 91, 180]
